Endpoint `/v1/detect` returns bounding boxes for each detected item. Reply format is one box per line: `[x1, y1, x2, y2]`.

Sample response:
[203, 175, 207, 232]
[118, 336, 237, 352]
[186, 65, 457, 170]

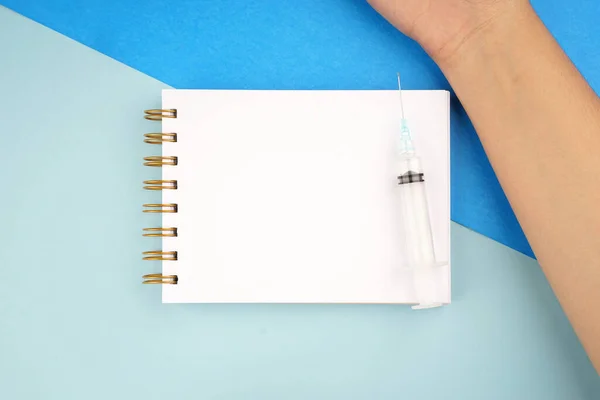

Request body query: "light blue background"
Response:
[0, 7, 598, 400]
[10, 0, 600, 257]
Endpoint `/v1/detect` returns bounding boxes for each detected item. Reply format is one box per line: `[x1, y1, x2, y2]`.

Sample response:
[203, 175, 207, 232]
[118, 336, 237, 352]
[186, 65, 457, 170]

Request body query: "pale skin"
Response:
[368, 0, 600, 372]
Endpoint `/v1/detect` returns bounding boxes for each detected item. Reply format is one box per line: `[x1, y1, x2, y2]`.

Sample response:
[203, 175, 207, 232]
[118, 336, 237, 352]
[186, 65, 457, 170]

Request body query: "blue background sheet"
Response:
[4, 0, 598, 256]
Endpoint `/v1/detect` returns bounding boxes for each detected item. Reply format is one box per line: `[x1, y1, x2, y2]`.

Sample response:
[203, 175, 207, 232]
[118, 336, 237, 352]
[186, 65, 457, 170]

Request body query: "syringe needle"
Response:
[397, 72, 405, 120]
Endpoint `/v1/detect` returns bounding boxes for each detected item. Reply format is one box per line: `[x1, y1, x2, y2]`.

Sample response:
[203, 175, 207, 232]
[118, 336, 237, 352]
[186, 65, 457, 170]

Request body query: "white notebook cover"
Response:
[158, 89, 450, 304]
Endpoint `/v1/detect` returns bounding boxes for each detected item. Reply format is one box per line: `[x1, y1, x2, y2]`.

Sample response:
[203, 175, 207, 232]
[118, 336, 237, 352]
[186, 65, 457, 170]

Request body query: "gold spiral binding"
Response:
[143, 274, 178, 285]
[143, 109, 179, 286]
[143, 203, 178, 213]
[144, 133, 177, 144]
[143, 227, 178, 237]
[143, 180, 177, 190]
[144, 156, 178, 167]
[144, 109, 177, 121]
[143, 251, 178, 261]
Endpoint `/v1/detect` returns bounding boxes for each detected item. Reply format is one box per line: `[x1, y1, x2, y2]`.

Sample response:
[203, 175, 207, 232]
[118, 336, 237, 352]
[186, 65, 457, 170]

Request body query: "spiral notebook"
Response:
[142, 89, 450, 304]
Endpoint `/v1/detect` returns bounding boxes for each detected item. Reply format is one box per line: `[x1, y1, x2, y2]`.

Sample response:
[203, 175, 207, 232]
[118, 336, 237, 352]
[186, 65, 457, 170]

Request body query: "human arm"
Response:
[368, 0, 600, 371]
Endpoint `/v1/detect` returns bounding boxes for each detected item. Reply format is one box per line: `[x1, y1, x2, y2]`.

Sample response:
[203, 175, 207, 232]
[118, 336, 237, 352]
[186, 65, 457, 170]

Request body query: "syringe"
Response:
[395, 73, 443, 310]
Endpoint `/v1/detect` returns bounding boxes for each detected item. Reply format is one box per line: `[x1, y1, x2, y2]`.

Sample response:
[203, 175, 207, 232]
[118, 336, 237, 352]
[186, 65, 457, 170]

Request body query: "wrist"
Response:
[432, 3, 538, 76]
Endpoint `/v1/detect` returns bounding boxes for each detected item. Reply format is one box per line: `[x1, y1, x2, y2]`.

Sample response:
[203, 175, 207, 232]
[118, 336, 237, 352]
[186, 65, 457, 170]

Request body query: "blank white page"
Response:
[159, 90, 450, 304]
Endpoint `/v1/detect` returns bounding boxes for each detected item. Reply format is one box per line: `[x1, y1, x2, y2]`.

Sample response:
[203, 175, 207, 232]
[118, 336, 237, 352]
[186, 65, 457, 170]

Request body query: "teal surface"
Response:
[0, 8, 598, 400]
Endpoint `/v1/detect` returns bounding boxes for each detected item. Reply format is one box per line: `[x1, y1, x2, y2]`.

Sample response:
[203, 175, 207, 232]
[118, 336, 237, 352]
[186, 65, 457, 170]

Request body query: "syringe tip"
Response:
[396, 72, 405, 119]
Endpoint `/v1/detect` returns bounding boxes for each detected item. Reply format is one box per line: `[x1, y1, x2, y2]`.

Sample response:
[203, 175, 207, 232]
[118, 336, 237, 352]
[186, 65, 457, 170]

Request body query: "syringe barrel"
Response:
[397, 155, 441, 308]
[396, 155, 437, 268]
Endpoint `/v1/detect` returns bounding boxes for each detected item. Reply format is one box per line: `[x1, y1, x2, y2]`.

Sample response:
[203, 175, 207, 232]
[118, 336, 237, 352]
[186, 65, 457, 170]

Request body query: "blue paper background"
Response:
[6, 0, 599, 257]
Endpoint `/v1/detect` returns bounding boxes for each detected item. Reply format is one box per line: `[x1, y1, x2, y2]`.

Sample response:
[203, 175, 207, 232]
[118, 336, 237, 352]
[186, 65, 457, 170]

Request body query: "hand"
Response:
[367, 0, 529, 65]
